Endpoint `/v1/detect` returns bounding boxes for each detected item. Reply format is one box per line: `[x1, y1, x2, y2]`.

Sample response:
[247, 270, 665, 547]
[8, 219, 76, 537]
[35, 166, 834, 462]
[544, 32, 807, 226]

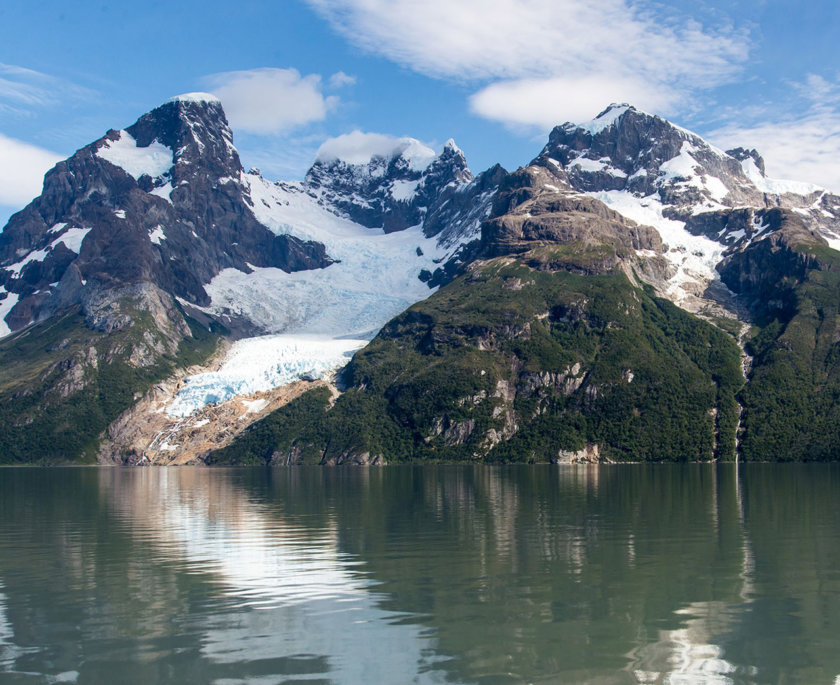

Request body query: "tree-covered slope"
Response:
[0, 288, 220, 464]
[722, 219, 840, 461]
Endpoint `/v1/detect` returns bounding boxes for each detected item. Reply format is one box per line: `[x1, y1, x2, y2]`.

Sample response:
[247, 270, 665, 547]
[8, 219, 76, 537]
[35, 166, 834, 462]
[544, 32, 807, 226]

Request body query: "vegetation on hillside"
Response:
[212, 248, 742, 465]
[0, 307, 221, 464]
[738, 242, 840, 460]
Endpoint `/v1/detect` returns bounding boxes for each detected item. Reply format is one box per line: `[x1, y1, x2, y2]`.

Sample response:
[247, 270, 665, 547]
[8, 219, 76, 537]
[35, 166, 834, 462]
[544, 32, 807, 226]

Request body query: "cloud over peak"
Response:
[203, 67, 347, 135]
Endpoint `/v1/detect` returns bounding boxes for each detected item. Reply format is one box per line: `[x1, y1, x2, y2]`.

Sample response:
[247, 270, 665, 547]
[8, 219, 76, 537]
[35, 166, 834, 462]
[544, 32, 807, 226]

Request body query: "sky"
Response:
[1, 0, 839, 225]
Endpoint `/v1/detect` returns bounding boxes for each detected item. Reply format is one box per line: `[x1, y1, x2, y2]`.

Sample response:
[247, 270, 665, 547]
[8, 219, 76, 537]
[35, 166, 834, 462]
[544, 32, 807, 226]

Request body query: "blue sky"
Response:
[1, 0, 839, 225]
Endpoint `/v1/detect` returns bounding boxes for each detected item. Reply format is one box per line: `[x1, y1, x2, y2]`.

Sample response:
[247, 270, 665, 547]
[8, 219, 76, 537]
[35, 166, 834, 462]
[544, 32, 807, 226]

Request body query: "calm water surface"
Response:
[1, 465, 839, 684]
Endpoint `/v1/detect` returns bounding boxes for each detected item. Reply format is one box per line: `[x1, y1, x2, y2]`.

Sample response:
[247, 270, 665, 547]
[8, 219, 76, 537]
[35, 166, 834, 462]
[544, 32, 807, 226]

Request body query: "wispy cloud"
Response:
[0, 133, 61, 207]
[202, 67, 348, 134]
[0, 63, 96, 114]
[305, 0, 748, 128]
[708, 75, 840, 193]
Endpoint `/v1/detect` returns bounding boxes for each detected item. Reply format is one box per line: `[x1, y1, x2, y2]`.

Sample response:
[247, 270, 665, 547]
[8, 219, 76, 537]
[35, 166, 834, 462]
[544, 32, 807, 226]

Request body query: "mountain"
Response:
[213, 104, 840, 465]
[0, 94, 500, 462]
[3, 98, 840, 464]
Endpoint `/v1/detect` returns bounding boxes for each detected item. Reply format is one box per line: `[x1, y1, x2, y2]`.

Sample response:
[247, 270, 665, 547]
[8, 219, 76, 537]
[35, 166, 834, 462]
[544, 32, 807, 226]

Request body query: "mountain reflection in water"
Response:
[1, 464, 840, 683]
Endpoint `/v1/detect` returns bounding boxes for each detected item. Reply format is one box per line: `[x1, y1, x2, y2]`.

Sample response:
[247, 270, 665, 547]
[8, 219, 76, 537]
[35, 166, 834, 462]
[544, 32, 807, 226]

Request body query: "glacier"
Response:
[167, 334, 367, 417]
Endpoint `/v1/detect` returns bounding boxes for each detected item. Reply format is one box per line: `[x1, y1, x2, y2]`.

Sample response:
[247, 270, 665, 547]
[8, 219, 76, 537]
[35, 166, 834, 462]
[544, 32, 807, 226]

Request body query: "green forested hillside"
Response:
[0, 305, 219, 464]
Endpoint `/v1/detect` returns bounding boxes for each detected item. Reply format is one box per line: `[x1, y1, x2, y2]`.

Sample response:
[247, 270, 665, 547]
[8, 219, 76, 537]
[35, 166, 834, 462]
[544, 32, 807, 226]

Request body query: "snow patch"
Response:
[56, 227, 91, 253]
[166, 335, 366, 417]
[571, 156, 627, 178]
[97, 131, 173, 181]
[150, 182, 173, 202]
[390, 179, 420, 202]
[579, 104, 630, 135]
[0, 291, 19, 338]
[149, 226, 166, 245]
[241, 398, 269, 415]
[4, 227, 91, 276]
[588, 190, 725, 304]
[660, 141, 700, 182]
[114, 209, 126, 219]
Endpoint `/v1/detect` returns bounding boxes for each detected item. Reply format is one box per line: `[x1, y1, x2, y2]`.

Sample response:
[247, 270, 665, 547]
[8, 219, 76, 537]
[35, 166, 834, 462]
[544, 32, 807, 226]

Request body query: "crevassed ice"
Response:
[166, 334, 367, 417]
[169, 170, 474, 416]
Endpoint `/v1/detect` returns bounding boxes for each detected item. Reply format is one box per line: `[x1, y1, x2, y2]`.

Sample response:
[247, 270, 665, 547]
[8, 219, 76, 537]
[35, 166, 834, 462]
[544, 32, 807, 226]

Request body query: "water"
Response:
[1, 465, 839, 684]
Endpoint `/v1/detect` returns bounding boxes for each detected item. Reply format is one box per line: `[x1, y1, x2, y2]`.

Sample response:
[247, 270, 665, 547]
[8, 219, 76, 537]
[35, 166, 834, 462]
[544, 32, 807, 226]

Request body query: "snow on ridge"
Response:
[4, 227, 91, 277]
[97, 131, 173, 181]
[166, 334, 367, 417]
[165, 92, 222, 106]
[315, 130, 436, 170]
[582, 103, 631, 135]
[588, 189, 725, 305]
[739, 157, 823, 196]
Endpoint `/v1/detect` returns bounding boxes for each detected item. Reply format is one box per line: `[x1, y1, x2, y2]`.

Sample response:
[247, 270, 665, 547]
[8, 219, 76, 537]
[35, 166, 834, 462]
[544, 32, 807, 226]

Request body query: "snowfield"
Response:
[588, 190, 725, 305]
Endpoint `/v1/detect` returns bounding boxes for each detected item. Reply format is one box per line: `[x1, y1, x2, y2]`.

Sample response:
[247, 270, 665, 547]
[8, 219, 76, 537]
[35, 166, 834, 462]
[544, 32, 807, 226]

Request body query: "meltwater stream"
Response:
[1, 465, 840, 683]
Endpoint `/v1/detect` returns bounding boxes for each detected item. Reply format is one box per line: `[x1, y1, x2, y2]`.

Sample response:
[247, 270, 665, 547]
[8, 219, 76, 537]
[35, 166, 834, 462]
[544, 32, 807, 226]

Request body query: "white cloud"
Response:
[203, 68, 341, 134]
[315, 130, 435, 166]
[708, 75, 840, 194]
[328, 71, 357, 88]
[469, 75, 677, 130]
[305, 0, 747, 128]
[710, 113, 840, 194]
[0, 133, 61, 207]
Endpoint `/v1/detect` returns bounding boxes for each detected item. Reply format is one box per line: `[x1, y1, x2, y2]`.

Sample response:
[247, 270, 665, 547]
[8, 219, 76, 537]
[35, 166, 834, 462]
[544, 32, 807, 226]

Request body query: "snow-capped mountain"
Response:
[0, 95, 499, 339]
[530, 103, 840, 311]
[0, 94, 332, 337]
[5, 95, 840, 465]
[0, 94, 505, 418]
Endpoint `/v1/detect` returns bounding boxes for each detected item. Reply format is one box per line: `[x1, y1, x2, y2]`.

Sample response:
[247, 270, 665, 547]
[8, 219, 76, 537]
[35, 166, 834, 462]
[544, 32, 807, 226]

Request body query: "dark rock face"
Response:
[0, 96, 332, 333]
[473, 159, 663, 272]
[716, 210, 825, 319]
[726, 147, 766, 175]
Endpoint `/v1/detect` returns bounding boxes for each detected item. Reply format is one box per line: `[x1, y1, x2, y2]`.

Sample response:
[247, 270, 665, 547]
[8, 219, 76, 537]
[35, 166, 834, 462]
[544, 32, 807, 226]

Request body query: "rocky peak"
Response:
[304, 133, 475, 233]
[538, 103, 756, 209]
[533, 104, 840, 246]
[124, 93, 239, 173]
[0, 94, 332, 336]
[726, 147, 766, 176]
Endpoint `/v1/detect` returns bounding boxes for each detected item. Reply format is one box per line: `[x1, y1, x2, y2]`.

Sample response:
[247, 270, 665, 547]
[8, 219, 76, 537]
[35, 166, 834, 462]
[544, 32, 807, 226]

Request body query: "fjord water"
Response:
[1, 466, 840, 684]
